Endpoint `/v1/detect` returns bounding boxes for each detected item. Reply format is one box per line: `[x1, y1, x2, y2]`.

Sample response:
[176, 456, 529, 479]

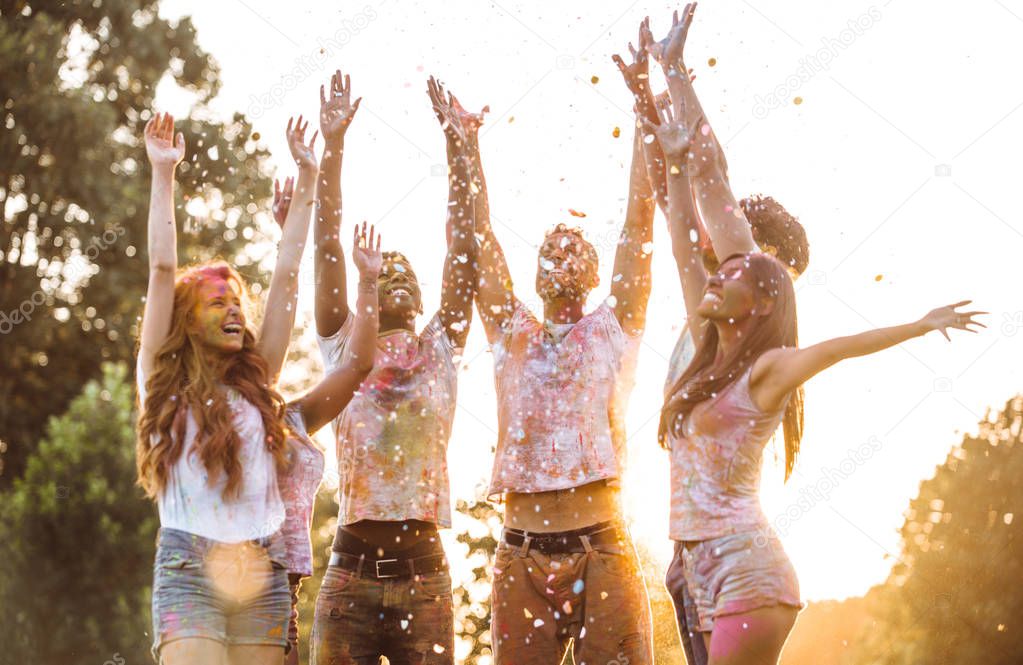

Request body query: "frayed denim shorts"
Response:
[666, 530, 803, 632]
[151, 527, 290, 659]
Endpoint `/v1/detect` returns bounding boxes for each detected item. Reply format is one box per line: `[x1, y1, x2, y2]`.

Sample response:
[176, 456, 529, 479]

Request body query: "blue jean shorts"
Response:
[668, 530, 802, 632]
[151, 527, 290, 659]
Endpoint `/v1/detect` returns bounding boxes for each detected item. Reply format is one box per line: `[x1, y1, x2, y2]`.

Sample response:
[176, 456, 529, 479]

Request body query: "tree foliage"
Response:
[0, 363, 157, 663]
[849, 396, 1022, 664]
[0, 0, 275, 485]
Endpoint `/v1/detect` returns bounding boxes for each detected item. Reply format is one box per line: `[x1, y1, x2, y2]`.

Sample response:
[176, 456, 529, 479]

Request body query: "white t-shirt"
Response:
[487, 302, 641, 498]
[318, 311, 460, 527]
[136, 359, 285, 543]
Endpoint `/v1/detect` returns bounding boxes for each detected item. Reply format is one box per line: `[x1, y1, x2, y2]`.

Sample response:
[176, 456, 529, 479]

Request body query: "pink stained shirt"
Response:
[276, 405, 325, 578]
[487, 301, 641, 498]
[318, 311, 460, 527]
[667, 364, 787, 541]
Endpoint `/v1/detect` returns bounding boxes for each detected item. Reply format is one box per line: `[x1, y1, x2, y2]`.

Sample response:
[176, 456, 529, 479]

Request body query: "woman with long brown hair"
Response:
[135, 111, 376, 665]
[644, 86, 986, 665]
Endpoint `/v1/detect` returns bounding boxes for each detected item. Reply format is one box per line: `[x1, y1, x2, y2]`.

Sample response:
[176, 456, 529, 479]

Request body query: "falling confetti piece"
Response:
[612, 126, 621, 138]
[433, 644, 446, 654]
[600, 591, 609, 599]
[874, 274, 883, 282]
[568, 209, 587, 218]
[533, 619, 545, 627]
[524, 608, 533, 619]
[572, 579, 585, 594]
[251, 132, 261, 141]
[591, 75, 599, 84]
[508, 116, 515, 123]
[563, 601, 573, 614]
[794, 96, 804, 105]
[670, 165, 680, 175]
[708, 57, 717, 66]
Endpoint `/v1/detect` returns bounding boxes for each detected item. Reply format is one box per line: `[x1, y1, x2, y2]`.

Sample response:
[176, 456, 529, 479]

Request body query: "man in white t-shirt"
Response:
[464, 100, 657, 662]
[308, 73, 476, 665]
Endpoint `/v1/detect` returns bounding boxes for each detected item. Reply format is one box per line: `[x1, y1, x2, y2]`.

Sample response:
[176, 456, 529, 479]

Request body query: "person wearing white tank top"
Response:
[647, 51, 985, 665]
[136, 112, 331, 665]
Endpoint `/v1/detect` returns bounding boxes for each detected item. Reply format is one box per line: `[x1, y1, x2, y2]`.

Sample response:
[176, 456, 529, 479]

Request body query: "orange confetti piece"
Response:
[612, 126, 621, 138]
[794, 97, 803, 105]
[251, 132, 261, 141]
[568, 209, 587, 218]
[591, 75, 599, 84]
[708, 57, 717, 67]
[874, 274, 883, 282]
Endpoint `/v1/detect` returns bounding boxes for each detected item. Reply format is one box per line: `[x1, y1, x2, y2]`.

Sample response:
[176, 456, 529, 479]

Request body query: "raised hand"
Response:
[612, 18, 653, 99]
[144, 112, 185, 169]
[320, 69, 361, 142]
[642, 98, 691, 159]
[427, 76, 467, 144]
[286, 115, 318, 172]
[272, 176, 294, 228]
[920, 301, 987, 341]
[449, 92, 488, 138]
[352, 221, 382, 279]
[649, 3, 697, 73]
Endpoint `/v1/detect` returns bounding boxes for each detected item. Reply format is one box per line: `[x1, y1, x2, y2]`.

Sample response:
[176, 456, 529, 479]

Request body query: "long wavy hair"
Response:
[136, 262, 288, 499]
[658, 252, 805, 480]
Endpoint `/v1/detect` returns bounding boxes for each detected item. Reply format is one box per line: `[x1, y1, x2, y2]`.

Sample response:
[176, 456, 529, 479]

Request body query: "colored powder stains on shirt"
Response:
[136, 359, 285, 542]
[667, 365, 787, 541]
[275, 406, 325, 578]
[318, 312, 459, 527]
[487, 302, 641, 497]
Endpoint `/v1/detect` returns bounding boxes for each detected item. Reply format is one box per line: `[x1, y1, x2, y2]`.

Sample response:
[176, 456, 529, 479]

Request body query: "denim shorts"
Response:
[668, 530, 802, 632]
[151, 527, 290, 659]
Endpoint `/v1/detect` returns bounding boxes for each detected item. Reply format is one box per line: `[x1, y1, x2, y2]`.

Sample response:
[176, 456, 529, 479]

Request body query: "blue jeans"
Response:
[666, 541, 709, 665]
[151, 527, 290, 659]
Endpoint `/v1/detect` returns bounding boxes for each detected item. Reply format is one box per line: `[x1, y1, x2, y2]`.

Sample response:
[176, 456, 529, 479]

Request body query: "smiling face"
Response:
[377, 252, 422, 319]
[534, 231, 599, 302]
[696, 255, 759, 322]
[189, 276, 247, 353]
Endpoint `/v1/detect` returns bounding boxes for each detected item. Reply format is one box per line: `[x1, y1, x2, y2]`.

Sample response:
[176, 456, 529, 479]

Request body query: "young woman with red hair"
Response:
[136, 111, 380, 665]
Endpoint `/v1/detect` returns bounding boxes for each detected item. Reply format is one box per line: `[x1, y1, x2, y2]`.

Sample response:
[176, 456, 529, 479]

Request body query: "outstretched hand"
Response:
[641, 97, 691, 159]
[320, 69, 361, 142]
[649, 3, 698, 73]
[272, 176, 294, 228]
[352, 222, 382, 279]
[612, 18, 653, 99]
[286, 115, 319, 172]
[427, 76, 487, 145]
[920, 301, 986, 341]
[144, 112, 185, 169]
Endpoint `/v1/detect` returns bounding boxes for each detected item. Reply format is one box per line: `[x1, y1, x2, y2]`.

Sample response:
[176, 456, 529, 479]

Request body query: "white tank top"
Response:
[137, 359, 285, 543]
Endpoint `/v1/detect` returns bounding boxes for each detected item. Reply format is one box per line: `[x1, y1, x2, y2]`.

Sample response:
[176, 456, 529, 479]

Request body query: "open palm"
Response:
[320, 69, 361, 141]
[144, 113, 185, 167]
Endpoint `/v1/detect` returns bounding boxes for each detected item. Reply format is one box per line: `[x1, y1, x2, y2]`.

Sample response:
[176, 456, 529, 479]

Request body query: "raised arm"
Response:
[609, 124, 656, 336]
[314, 69, 362, 337]
[646, 99, 709, 347]
[613, 18, 668, 214]
[751, 303, 986, 412]
[459, 94, 517, 344]
[298, 223, 381, 434]
[139, 113, 185, 378]
[257, 116, 319, 381]
[652, 3, 756, 258]
[427, 77, 478, 348]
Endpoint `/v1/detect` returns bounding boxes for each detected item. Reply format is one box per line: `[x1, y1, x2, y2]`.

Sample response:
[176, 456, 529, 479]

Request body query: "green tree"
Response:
[850, 396, 1023, 665]
[0, 363, 157, 663]
[0, 0, 275, 485]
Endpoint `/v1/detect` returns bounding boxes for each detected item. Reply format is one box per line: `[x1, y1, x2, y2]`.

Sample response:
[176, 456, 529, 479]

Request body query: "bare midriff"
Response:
[342, 519, 440, 550]
[504, 480, 621, 532]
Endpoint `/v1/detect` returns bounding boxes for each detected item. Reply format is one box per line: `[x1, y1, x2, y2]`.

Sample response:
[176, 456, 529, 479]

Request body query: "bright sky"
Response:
[158, 0, 1023, 602]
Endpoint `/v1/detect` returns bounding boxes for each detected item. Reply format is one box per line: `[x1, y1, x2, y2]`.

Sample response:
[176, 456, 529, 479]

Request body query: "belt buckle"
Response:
[375, 558, 400, 579]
